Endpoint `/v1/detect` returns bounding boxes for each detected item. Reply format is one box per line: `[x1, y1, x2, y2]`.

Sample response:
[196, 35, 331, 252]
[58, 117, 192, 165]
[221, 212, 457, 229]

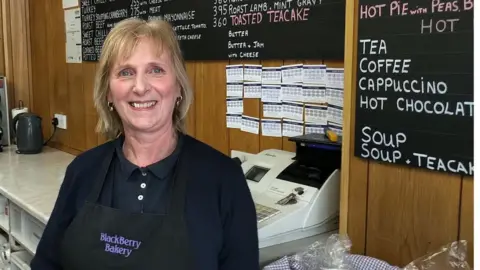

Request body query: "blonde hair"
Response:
[93, 17, 193, 140]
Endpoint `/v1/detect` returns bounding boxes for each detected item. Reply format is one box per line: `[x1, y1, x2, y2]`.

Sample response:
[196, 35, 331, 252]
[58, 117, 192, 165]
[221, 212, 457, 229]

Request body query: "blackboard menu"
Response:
[80, 0, 345, 61]
[354, 0, 473, 176]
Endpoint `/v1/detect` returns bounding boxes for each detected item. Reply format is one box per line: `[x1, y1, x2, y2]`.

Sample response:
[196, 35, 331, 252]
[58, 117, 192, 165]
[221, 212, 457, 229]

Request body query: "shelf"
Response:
[0, 196, 8, 233]
[11, 233, 34, 256]
[9, 203, 43, 255]
[0, 195, 47, 268]
[10, 251, 32, 270]
[0, 216, 8, 234]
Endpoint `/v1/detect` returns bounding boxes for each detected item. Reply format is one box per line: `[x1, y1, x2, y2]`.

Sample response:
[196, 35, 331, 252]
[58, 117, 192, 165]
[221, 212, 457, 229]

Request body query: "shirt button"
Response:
[138, 195, 144, 201]
[140, 183, 146, 189]
[141, 171, 147, 176]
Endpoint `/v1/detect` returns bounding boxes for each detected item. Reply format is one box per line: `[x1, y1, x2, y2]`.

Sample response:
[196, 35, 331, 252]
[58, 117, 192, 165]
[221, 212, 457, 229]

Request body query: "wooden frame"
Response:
[339, 0, 358, 236]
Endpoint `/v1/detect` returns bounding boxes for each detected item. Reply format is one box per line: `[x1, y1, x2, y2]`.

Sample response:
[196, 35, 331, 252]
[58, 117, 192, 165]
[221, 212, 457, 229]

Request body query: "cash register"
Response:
[238, 134, 342, 248]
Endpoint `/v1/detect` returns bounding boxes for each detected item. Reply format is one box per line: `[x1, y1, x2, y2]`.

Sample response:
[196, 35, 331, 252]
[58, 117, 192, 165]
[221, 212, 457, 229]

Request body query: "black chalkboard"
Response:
[354, 0, 473, 176]
[80, 0, 345, 61]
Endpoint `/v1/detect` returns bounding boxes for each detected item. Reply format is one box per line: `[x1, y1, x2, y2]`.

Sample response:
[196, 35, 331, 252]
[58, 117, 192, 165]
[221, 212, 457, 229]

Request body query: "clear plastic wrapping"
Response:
[263, 234, 471, 270]
[403, 240, 471, 270]
[295, 234, 352, 270]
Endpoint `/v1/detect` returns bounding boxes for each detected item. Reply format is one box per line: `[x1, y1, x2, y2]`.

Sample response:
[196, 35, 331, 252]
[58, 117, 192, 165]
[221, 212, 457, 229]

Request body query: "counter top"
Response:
[0, 146, 75, 224]
[0, 146, 334, 264]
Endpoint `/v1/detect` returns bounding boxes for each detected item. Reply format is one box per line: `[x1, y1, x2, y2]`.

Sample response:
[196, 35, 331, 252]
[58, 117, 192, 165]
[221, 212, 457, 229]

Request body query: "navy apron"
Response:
[59, 141, 192, 270]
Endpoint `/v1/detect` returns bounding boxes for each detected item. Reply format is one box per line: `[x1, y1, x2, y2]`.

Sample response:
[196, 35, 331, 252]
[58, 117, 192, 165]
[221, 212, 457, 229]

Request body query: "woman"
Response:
[30, 18, 259, 270]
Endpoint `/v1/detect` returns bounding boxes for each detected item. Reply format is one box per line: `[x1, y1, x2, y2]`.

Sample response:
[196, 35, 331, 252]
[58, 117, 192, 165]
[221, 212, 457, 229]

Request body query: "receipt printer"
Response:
[239, 134, 342, 248]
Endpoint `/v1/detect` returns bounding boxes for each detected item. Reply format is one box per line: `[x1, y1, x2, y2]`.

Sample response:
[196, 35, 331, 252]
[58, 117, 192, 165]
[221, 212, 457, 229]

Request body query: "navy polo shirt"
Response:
[98, 135, 183, 214]
[30, 133, 260, 270]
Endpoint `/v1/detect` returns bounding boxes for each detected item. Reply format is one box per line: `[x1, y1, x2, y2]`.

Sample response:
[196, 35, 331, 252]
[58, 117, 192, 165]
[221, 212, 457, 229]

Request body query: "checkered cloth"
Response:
[347, 255, 401, 270]
[263, 255, 304, 270]
[263, 254, 401, 270]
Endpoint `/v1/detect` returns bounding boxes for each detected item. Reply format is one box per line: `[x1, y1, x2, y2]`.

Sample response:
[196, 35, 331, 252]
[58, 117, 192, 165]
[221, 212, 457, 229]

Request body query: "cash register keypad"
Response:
[255, 203, 280, 223]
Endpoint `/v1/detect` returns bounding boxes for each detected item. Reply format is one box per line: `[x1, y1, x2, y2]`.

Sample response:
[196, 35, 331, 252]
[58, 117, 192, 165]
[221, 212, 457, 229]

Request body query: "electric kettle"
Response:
[11, 112, 44, 154]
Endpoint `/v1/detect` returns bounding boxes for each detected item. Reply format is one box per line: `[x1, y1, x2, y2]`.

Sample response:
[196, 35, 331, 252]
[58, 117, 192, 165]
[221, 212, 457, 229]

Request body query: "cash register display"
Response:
[245, 166, 270, 182]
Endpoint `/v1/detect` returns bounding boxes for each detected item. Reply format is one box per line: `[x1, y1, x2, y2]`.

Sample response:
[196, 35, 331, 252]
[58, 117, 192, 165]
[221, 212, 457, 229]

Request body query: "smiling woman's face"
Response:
[108, 37, 179, 135]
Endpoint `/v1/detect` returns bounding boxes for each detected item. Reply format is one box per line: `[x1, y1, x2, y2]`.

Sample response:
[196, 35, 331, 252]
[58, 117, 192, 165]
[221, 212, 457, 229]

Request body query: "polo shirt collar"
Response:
[114, 133, 184, 180]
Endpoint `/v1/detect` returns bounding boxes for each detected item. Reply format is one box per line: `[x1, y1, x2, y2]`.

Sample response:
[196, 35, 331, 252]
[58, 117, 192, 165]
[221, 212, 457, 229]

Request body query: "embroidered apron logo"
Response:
[100, 233, 142, 257]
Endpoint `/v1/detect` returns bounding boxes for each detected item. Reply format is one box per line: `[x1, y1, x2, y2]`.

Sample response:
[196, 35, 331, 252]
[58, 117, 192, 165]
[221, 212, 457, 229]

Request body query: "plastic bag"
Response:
[263, 235, 470, 270]
[403, 240, 471, 270]
[263, 233, 398, 270]
[293, 233, 353, 270]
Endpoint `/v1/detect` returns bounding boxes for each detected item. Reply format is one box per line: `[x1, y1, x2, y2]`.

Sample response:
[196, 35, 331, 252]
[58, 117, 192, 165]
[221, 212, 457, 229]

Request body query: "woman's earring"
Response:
[176, 96, 183, 107]
[108, 102, 114, 111]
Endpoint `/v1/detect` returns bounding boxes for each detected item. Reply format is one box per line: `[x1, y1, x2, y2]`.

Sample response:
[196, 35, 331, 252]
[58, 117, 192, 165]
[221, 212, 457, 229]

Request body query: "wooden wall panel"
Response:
[366, 165, 461, 266]
[7, 0, 31, 108]
[346, 157, 369, 254]
[184, 62, 196, 137]
[1, 1, 11, 82]
[66, 64, 86, 150]
[193, 61, 229, 155]
[29, 0, 48, 138]
[7, 0, 32, 107]
[459, 177, 473, 267]
[0, 2, 4, 75]
[339, 0, 370, 254]
[46, 0, 74, 153]
[82, 63, 98, 149]
[2, 0, 31, 112]
[1, 0, 13, 109]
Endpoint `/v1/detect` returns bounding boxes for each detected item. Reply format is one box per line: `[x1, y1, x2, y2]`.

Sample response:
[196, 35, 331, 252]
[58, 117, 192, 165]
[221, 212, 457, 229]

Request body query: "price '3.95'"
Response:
[213, 4, 228, 16]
